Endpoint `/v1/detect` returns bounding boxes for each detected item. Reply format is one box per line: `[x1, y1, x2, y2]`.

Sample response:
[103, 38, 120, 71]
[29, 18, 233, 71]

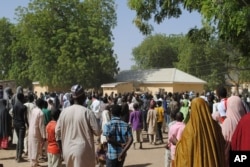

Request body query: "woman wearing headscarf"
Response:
[11, 86, 24, 146]
[221, 95, 246, 166]
[231, 112, 250, 150]
[11, 86, 23, 107]
[175, 97, 226, 167]
[3, 87, 13, 112]
[0, 99, 12, 149]
[3, 87, 13, 144]
[179, 99, 190, 124]
[12, 93, 29, 162]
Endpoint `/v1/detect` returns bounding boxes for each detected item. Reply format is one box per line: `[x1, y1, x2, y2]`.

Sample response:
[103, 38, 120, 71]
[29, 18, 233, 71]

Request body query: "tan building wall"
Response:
[33, 82, 69, 97]
[117, 83, 133, 94]
[138, 83, 174, 95]
[173, 83, 205, 94]
[102, 88, 117, 95]
[137, 83, 205, 94]
[0, 80, 17, 93]
[33, 83, 49, 97]
[102, 82, 134, 95]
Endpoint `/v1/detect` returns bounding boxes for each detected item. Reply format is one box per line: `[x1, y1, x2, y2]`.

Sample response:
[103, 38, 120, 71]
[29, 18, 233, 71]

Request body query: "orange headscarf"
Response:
[175, 97, 226, 167]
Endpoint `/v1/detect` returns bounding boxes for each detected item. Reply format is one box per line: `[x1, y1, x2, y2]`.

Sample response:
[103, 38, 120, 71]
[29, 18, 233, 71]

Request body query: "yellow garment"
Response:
[155, 106, 164, 123]
[175, 97, 226, 167]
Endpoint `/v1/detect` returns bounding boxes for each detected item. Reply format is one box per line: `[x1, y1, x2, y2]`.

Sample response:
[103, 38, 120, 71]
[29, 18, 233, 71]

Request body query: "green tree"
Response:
[0, 18, 14, 80]
[8, 23, 32, 87]
[128, 0, 250, 59]
[176, 27, 250, 91]
[132, 34, 179, 69]
[128, 0, 250, 90]
[128, 0, 250, 41]
[15, 0, 118, 88]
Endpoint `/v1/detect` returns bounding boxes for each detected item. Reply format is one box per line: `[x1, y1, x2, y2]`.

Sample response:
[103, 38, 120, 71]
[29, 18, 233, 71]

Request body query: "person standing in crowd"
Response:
[146, 100, 157, 145]
[127, 95, 134, 114]
[0, 98, 12, 150]
[3, 87, 13, 143]
[46, 108, 62, 167]
[120, 96, 130, 123]
[155, 100, 164, 144]
[129, 103, 143, 149]
[11, 86, 24, 148]
[100, 104, 111, 144]
[206, 92, 215, 114]
[221, 95, 246, 167]
[214, 86, 228, 123]
[165, 109, 178, 167]
[90, 94, 101, 144]
[23, 93, 36, 156]
[3, 87, 13, 111]
[62, 93, 71, 109]
[47, 99, 54, 111]
[28, 98, 46, 167]
[231, 112, 250, 150]
[103, 104, 133, 167]
[42, 100, 52, 127]
[179, 98, 190, 124]
[175, 97, 226, 167]
[55, 84, 101, 167]
[166, 112, 185, 167]
[12, 93, 29, 162]
[40, 99, 52, 160]
[162, 94, 170, 133]
[141, 94, 149, 131]
[11, 86, 24, 107]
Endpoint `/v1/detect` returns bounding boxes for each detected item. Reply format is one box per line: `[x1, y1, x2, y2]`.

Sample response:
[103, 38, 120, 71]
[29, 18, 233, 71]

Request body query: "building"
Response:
[32, 81, 69, 96]
[101, 82, 133, 95]
[101, 68, 207, 95]
[0, 80, 16, 93]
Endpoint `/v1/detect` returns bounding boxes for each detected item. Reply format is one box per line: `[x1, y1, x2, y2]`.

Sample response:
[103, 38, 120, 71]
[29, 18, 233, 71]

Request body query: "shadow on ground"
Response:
[125, 163, 152, 167]
[0, 156, 15, 160]
[140, 145, 165, 150]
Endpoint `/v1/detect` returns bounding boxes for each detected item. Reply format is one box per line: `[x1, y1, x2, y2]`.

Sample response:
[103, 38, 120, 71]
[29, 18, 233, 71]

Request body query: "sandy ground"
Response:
[0, 131, 167, 167]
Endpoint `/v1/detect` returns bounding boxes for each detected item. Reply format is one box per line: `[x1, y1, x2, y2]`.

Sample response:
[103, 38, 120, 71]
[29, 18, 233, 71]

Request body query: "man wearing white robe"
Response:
[28, 99, 46, 167]
[55, 84, 101, 167]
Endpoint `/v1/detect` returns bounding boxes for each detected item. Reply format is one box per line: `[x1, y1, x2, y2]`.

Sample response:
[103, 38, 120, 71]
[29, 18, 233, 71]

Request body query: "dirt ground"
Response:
[0, 131, 167, 167]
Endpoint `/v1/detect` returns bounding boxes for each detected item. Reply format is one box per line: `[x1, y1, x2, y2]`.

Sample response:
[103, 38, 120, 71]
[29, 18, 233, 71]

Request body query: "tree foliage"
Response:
[128, 0, 250, 90]
[132, 34, 179, 69]
[0, 18, 14, 79]
[128, 0, 250, 41]
[0, 0, 118, 89]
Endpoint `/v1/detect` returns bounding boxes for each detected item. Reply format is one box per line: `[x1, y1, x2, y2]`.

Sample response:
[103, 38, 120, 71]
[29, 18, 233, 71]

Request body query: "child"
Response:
[166, 112, 185, 167]
[129, 103, 143, 149]
[46, 108, 61, 167]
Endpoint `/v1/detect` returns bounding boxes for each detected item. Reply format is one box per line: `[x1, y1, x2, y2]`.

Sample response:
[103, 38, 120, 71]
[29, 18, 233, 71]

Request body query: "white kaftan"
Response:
[55, 104, 101, 167]
[28, 107, 45, 165]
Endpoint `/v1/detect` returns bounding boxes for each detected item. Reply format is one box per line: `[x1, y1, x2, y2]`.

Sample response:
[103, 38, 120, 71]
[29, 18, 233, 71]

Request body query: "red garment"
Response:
[0, 136, 8, 149]
[231, 113, 250, 150]
[46, 121, 60, 154]
[219, 116, 226, 123]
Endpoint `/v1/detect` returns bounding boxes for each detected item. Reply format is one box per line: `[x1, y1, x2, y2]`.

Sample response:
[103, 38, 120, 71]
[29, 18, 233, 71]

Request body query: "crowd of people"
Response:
[1, 84, 250, 167]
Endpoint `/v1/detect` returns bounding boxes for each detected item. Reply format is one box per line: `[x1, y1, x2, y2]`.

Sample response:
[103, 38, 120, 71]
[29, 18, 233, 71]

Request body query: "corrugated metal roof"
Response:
[115, 68, 207, 84]
[101, 82, 129, 88]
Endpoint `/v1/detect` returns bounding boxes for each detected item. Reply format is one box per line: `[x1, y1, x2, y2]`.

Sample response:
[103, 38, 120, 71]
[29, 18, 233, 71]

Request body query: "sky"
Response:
[0, 0, 202, 71]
